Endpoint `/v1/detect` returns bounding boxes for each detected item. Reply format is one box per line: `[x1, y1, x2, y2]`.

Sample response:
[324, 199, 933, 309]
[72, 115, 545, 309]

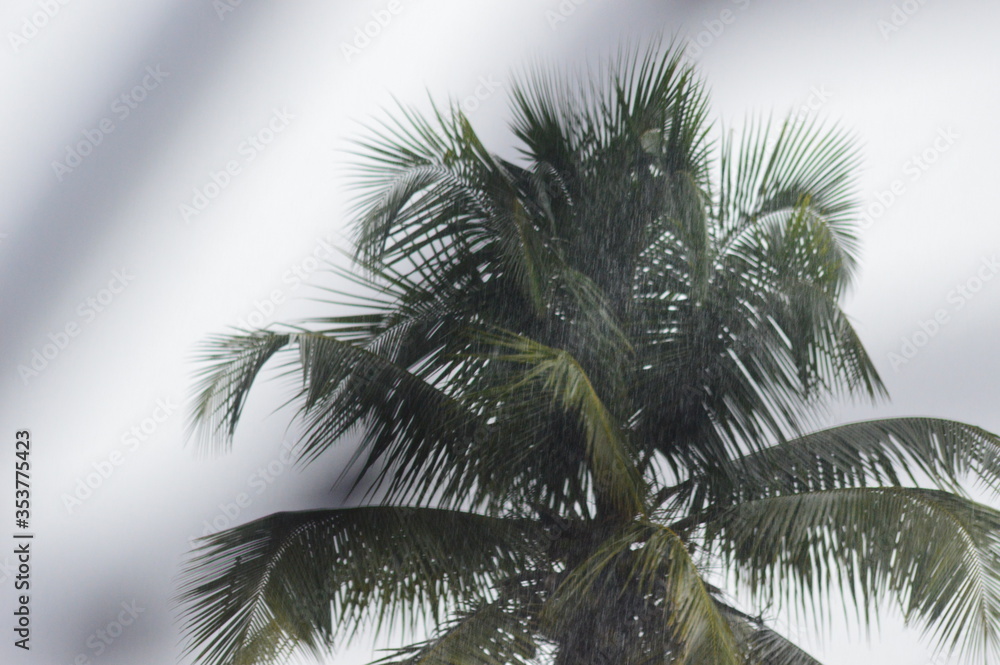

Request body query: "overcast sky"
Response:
[2, 1, 999, 664]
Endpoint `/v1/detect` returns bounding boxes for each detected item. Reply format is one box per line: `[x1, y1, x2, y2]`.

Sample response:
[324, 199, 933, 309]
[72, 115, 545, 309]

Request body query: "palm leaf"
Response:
[717, 114, 863, 283]
[543, 521, 740, 665]
[705, 487, 1000, 662]
[177, 507, 539, 665]
[743, 625, 826, 665]
[690, 418, 1000, 510]
[372, 597, 538, 665]
[188, 332, 292, 454]
[470, 329, 644, 516]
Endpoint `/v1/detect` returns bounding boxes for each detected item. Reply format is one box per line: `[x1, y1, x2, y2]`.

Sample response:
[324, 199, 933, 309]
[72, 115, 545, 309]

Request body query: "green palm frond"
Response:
[188, 332, 292, 454]
[178, 507, 539, 665]
[705, 487, 1000, 662]
[716, 599, 827, 665]
[470, 329, 644, 516]
[630, 191, 884, 476]
[689, 418, 1000, 510]
[721, 608, 826, 665]
[543, 521, 740, 665]
[350, 102, 564, 320]
[286, 332, 470, 487]
[742, 626, 825, 665]
[373, 597, 538, 665]
[189, 327, 501, 506]
[646, 523, 740, 665]
[717, 115, 862, 282]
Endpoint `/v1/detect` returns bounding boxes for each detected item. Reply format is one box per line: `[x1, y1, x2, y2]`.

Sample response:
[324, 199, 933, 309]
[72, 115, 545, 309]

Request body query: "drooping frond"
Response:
[372, 597, 538, 665]
[543, 521, 740, 665]
[741, 625, 825, 665]
[705, 487, 1000, 662]
[178, 507, 539, 665]
[716, 600, 822, 665]
[188, 332, 293, 454]
[720, 606, 827, 665]
[688, 417, 1000, 511]
[470, 329, 644, 516]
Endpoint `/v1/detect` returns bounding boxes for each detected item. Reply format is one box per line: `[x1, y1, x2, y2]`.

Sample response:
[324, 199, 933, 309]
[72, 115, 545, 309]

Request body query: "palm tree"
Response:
[178, 43, 1000, 665]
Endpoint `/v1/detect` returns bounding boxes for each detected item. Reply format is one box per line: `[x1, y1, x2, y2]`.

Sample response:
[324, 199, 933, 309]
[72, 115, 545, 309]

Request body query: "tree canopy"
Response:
[178, 42, 1000, 665]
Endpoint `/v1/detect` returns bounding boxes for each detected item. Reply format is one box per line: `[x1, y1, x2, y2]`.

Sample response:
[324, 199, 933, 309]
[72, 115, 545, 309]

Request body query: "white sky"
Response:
[2, 1, 998, 664]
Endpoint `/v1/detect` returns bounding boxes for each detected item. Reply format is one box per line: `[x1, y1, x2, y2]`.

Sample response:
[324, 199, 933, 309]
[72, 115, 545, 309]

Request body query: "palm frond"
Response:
[705, 487, 1000, 662]
[742, 625, 825, 665]
[372, 597, 538, 665]
[543, 521, 740, 665]
[471, 329, 644, 516]
[717, 114, 863, 283]
[689, 418, 1000, 511]
[647, 523, 740, 665]
[188, 332, 293, 454]
[723, 612, 826, 665]
[177, 507, 539, 665]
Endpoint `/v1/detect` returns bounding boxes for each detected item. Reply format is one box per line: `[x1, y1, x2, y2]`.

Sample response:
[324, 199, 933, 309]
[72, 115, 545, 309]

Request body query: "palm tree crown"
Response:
[179, 43, 1000, 665]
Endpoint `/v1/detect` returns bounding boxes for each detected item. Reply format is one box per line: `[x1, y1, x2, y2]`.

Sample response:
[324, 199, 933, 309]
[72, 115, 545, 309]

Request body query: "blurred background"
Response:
[1, 1, 998, 663]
